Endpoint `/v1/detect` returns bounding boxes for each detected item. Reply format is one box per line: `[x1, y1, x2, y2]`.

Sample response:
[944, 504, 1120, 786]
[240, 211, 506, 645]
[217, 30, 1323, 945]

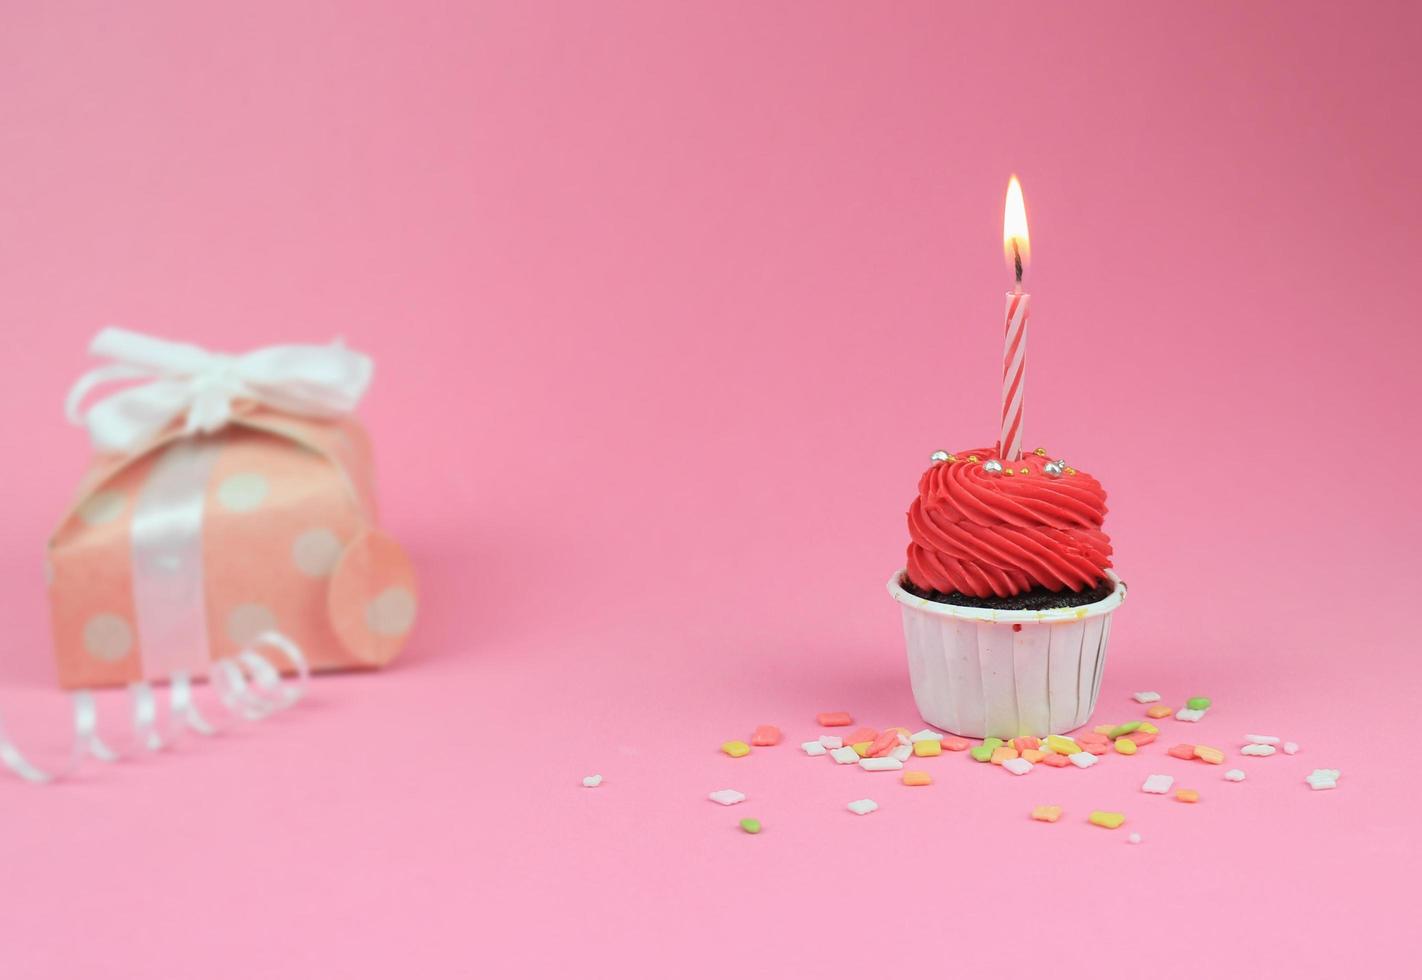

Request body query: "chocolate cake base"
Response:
[900, 577, 1115, 611]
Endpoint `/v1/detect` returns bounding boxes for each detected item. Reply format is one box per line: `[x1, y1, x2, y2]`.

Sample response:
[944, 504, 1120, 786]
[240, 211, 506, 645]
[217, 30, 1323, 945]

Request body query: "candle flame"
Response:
[1003, 175, 1030, 277]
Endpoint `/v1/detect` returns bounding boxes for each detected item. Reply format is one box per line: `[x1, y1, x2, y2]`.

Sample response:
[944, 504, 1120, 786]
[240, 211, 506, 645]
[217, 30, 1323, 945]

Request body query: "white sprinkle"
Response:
[830, 746, 861, 765]
[1244, 734, 1281, 744]
[1132, 691, 1161, 703]
[1002, 758, 1033, 775]
[1224, 769, 1247, 781]
[1175, 707, 1207, 723]
[847, 798, 878, 815]
[910, 729, 946, 743]
[1068, 752, 1099, 769]
[859, 756, 904, 772]
[1241, 744, 1276, 757]
[581, 774, 603, 788]
[1141, 773, 1175, 794]
[818, 735, 844, 749]
[1305, 768, 1340, 790]
[1284, 741, 1299, 755]
[1127, 832, 1143, 844]
[708, 789, 746, 806]
[801, 740, 827, 756]
[890, 744, 913, 762]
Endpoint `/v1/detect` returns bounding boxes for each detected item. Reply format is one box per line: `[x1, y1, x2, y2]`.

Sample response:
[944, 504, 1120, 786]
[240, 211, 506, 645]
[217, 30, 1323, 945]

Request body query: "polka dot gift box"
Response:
[47, 328, 418, 691]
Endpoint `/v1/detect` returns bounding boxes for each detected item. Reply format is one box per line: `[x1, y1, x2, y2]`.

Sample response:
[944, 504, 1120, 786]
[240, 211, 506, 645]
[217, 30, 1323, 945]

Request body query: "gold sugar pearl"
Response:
[1004, 469, 1014, 476]
[967, 455, 979, 462]
[1066, 467, 1077, 475]
[1033, 447, 1047, 456]
[1020, 468, 1029, 475]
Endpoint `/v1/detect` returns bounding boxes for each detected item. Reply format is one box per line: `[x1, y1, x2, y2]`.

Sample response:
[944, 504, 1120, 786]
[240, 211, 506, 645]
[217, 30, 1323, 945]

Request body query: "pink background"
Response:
[1, 1, 1419, 976]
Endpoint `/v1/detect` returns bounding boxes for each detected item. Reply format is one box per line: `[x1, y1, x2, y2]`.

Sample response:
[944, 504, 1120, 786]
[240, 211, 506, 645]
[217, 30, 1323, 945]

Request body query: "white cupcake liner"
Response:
[886, 569, 1126, 739]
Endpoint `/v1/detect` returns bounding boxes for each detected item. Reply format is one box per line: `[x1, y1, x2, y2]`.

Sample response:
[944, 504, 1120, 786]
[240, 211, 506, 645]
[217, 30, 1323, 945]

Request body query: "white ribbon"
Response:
[66, 327, 373, 454]
[0, 631, 310, 784]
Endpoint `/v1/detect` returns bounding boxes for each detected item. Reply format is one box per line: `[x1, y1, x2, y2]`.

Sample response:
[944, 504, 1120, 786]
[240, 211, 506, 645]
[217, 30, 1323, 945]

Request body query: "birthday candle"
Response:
[999, 175, 1031, 462]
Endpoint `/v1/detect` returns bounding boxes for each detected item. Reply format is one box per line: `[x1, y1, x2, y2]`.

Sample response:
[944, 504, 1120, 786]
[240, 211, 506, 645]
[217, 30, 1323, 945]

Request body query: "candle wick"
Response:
[1012, 241, 1023, 285]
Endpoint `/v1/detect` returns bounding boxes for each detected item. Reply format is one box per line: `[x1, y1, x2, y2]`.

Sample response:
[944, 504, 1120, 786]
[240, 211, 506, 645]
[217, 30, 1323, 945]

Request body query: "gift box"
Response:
[46, 328, 417, 690]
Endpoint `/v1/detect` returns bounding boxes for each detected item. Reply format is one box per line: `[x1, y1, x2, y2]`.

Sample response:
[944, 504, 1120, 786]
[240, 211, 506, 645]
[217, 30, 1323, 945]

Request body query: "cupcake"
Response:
[886, 446, 1126, 738]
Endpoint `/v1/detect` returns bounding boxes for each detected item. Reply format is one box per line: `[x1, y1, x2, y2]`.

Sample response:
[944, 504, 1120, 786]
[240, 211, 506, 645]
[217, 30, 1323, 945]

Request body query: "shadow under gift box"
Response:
[47, 407, 417, 689]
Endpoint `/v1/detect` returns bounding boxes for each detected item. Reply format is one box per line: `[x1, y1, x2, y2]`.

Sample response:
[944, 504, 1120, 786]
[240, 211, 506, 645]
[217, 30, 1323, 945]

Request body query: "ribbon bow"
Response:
[66, 327, 373, 453]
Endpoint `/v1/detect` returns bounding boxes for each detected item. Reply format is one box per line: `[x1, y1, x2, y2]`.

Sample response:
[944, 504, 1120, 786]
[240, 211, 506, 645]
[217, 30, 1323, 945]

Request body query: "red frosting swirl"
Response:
[905, 448, 1112, 598]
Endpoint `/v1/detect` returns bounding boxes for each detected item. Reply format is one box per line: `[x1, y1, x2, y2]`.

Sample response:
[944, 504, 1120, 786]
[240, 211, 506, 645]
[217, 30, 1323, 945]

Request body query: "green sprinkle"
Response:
[969, 746, 994, 763]
[982, 737, 1004, 751]
[1109, 721, 1142, 738]
[739, 818, 762, 834]
[1186, 697, 1212, 711]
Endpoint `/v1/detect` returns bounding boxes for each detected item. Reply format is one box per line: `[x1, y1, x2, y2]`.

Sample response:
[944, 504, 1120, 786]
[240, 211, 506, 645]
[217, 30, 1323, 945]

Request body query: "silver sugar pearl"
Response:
[930, 450, 950, 464]
[983, 459, 1004, 475]
[1044, 461, 1065, 478]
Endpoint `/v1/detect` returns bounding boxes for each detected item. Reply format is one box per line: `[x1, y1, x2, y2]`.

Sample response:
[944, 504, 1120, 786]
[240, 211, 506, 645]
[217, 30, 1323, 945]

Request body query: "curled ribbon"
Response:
[66, 327, 373, 454]
[0, 631, 309, 784]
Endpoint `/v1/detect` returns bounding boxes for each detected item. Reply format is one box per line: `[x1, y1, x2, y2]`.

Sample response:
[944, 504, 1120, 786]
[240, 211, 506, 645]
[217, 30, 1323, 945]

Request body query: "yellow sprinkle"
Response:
[853, 741, 873, 757]
[1089, 810, 1126, 829]
[721, 740, 750, 758]
[902, 771, 932, 787]
[1138, 721, 1159, 734]
[913, 739, 941, 757]
[1031, 804, 1062, 822]
[1193, 745, 1225, 765]
[1114, 737, 1138, 755]
[1045, 735, 1080, 755]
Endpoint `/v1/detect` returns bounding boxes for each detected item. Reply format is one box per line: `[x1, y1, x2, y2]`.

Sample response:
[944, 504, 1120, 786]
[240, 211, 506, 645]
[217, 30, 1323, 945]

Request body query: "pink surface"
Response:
[0, 2, 1418, 976]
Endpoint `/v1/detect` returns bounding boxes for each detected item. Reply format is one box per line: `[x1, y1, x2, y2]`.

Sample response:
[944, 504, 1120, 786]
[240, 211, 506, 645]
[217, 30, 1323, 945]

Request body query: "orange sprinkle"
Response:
[751, 725, 781, 746]
[868, 731, 900, 757]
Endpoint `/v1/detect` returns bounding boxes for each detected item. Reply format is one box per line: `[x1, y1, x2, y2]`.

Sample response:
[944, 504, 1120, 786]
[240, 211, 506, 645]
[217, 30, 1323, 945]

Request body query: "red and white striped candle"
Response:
[999, 286, 1030, 461]
[999, 175, 1031, 462]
